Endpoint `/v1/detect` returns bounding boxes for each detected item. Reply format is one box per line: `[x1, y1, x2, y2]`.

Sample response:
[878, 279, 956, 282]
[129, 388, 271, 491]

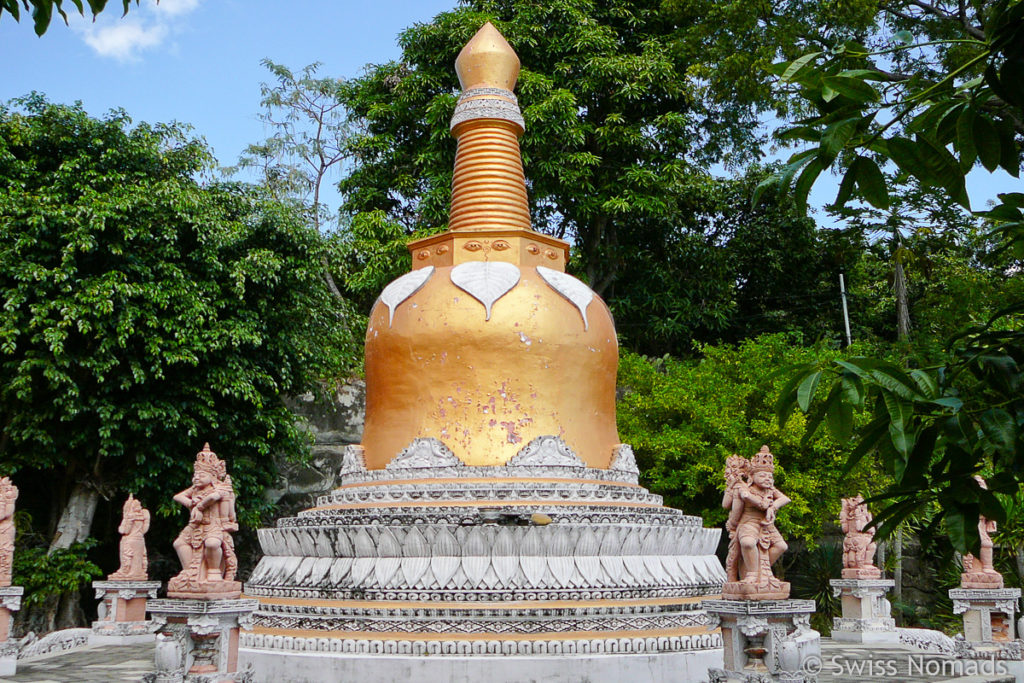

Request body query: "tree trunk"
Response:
[48, 481, 98, 553]
[894, 528, 903, 625]
[1015, 548, 1024, 584]
[894, 259, 911, 341]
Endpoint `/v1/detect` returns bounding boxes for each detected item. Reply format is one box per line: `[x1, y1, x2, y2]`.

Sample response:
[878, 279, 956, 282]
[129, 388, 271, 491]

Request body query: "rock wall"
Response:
[267, 380, 366, 518]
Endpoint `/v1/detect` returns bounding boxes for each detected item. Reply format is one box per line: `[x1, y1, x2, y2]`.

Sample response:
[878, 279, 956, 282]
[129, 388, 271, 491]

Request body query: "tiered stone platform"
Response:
[240, 441, 726, 681]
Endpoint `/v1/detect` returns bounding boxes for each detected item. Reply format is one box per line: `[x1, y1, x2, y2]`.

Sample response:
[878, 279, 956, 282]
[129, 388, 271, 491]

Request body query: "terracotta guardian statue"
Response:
[108, 495, 151, 580]
[168, 444, 241, 599]
[961, 476, 1003, 589]
[722, 446, 791, 600]
[840, 495, 881, 579]
[0, 478, 16, 587]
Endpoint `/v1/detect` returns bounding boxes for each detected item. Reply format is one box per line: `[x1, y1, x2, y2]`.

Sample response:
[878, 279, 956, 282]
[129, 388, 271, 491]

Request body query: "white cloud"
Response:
[82, 21, 168, 61]
[75, 0, 201, 62]
[153, 0, 201, 18]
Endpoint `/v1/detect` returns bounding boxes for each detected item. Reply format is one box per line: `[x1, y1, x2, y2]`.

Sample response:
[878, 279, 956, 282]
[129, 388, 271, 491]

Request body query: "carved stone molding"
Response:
[507, 436, 585, 467]
[610, 444, 639, 475]
[339, 445, 366, 477]
[386, 438, 464, 470]
[241, 630, 722, 657]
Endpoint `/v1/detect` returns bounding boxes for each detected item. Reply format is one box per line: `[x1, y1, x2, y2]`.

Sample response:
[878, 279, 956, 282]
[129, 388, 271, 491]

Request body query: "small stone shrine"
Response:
[92, 495, 161, 644]
[241, 23, 725, 683]
[147, 445, 256, 683]
[706, 447, 821, 683]
[0, 477, 22, 676]
[949, 477, 1022, 662]
[829, 495, 898, 643]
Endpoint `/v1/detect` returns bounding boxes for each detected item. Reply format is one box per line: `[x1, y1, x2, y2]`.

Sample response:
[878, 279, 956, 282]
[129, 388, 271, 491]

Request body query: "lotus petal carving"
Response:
[450, 261, 520, 320]
[379, 266, 434, 326]
[536, 265, 595, 330]
[430, 527, 461, 589]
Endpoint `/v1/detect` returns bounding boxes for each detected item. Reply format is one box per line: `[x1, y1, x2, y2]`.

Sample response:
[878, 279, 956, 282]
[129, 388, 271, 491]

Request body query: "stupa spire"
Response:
[454, 22, 520, 91]
[448, 22, 530, 233]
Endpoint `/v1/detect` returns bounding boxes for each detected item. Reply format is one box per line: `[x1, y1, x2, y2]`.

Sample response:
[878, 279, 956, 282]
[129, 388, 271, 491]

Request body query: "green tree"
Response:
[1, 0, 138, 36]
[231, 59, 354, 299]
[610, 167, 849, 354]
[616, 334, 887, 544]
[0, 95, 356, 611]
[763, 0, 1023, 552]
[334, 0, 768, 304]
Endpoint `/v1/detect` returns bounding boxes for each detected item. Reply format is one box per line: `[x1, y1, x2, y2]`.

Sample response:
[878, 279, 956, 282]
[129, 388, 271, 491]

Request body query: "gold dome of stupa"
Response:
[360, 22, 621, 469]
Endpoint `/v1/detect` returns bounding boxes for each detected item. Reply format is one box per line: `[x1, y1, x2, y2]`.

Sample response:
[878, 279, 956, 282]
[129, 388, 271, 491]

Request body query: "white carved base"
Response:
[0, 648, 16, 677]
[0, 585, 23, 676]
[92, 580, 160, 645]
[950, 588, 1021, 645]
[240, 646, 723, 683]
[146, 598, 257, 683]
[829, 579, 898, 643]
[705, 599, 821, 683]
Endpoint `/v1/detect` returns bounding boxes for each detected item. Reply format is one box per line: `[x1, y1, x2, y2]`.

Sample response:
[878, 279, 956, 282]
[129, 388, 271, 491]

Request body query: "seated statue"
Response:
[108, 494, 151, 580]
[841, 494, 881, 579]
[168, 444, 241, 599]
[722, 446, 791, 600]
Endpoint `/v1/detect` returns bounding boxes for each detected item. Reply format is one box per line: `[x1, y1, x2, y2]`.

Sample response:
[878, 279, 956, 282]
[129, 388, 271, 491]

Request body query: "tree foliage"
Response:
[334, 0, 770, 306]
[0, 95, 357, 549]
[760, 0, 1023, 553]
[0, 0, 138, 36]
[617, 334, 887, 543]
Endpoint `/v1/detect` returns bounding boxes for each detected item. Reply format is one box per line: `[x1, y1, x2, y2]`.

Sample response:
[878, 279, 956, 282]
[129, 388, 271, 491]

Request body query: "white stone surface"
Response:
[240, 647, 723, 683]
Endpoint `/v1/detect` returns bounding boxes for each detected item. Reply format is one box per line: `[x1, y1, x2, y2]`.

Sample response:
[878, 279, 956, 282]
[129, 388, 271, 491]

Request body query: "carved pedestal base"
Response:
[167, 578, 242, 601]
[961, 571, 1005, 589]
[0, 586, 23, 676]
[949, 588, 1021, 654]
[705, 599, 820, 683]
[92, 580, 161, 645]
[146, 598, 257, 683]
[829, 579, 898, 644]
[721, 581, 791, 602]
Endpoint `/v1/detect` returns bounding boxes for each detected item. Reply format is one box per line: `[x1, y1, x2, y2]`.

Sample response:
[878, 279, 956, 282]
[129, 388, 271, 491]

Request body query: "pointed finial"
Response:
[455, 22, 520, 91]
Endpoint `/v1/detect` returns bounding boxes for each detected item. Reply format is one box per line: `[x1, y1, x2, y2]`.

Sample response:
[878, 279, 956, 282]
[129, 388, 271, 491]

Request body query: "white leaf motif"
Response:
[450, 262, 520, 320]
[536, 266, 595, 330]
[379, 266, 434, 327]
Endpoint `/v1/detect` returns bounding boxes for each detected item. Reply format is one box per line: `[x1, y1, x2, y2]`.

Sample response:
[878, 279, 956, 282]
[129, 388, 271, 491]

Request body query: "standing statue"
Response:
[108, 495, 151, 580]
[0, 478, 17, 587]
[961, 476, 1003, 589]
[722, 446, 791, 600]
[840, 495, 881, 579]
[168, 444, 241, 599]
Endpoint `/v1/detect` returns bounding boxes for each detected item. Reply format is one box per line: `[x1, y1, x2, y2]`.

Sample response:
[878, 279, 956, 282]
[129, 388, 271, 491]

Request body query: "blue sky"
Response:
[1, 0, 1017, 222]
[0, 0, 454, 206]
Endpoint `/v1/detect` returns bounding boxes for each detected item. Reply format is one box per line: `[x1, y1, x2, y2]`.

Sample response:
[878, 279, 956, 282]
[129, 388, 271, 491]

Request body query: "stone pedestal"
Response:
[705, 599, 820, 683]
[0, 586, 23, 676]
[829, 578, 898, 644]
[950, 587, 1022, 662]
[92, 580, 161, 644]
[147, 598, 257, 683]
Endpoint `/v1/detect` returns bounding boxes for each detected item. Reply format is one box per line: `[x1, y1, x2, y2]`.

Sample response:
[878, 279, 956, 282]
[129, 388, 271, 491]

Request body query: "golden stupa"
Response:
[361, 22, 620, 469]
[244, 24, 725, 682]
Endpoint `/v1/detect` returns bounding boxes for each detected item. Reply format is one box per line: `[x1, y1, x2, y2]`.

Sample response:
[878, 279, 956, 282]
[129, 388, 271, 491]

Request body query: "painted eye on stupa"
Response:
[492, 240, 511, 251]
[464, 241, 484, 252]
[526, 243, 540, 254]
